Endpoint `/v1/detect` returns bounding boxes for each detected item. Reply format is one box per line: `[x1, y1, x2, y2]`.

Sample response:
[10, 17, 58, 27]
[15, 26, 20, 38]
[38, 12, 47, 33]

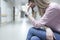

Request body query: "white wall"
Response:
[0, 0, 1, 7]
[0, 0, 1, 24]
[1, 0, 13, 24]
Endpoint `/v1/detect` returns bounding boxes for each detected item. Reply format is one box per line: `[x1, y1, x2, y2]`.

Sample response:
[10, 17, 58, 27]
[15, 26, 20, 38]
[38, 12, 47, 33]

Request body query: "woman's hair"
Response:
[28, 0, 34, 3]
[35, 0, 50, 16]
[28, 0, 50, 16]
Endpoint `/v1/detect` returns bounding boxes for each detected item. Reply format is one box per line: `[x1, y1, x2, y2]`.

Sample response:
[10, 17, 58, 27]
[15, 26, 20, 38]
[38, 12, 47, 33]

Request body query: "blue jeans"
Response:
[26, 27, 60, 40]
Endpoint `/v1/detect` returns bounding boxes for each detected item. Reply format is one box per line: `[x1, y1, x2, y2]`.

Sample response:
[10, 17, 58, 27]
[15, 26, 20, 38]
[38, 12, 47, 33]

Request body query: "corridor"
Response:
[0, 18, 33, 40]
[0, 0, 60, 40]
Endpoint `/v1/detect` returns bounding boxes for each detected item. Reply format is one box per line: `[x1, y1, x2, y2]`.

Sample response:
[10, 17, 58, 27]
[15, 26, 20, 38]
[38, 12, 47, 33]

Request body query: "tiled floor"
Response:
[0, 18, 33, 40]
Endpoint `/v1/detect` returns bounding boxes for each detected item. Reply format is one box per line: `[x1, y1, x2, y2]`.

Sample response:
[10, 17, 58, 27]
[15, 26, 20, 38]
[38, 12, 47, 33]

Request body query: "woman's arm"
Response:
[26, 2, 58, 28]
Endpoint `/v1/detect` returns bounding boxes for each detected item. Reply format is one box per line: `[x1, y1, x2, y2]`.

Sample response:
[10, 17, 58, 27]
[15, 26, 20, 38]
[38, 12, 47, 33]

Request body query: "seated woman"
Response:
[25, 0, 60, 40]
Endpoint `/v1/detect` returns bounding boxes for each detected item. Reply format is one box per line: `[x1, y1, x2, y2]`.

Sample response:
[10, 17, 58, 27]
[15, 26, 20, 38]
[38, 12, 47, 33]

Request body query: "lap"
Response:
[28, 27, 46, 40]
[28, 27, 60, 40]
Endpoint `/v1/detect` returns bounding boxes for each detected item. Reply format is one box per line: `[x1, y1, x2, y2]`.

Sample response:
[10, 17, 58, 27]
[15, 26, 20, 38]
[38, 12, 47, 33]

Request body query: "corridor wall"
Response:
[1, 0, 13, 24]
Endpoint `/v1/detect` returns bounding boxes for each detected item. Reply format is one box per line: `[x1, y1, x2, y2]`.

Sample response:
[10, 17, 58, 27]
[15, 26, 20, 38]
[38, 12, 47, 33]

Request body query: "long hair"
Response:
[28, 0, 34, 3]
[34, 0, 50, 16]
[34, 0, 49, 8]
[28, 0, 50, 16]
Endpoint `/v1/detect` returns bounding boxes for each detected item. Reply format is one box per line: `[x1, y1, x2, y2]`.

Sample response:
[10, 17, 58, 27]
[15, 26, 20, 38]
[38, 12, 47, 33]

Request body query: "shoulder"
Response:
[48, 2, 60, 10]
[46, 2, 60, 12]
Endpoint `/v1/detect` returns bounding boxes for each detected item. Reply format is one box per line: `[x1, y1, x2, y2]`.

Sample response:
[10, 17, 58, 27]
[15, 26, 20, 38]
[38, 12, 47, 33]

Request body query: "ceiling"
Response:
[4, 0, 28, 5]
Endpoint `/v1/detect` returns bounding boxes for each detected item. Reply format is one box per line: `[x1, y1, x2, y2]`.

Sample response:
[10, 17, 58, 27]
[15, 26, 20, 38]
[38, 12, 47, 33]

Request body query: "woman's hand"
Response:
[46, 28, 54, 40]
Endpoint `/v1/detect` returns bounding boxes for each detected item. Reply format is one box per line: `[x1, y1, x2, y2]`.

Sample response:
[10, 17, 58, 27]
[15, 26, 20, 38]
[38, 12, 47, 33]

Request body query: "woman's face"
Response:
[29, 2, 35, 8]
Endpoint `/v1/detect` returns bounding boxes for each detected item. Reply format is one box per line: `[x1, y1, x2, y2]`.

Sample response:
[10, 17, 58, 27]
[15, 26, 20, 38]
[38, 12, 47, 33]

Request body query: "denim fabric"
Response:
[26, 27, 60, 40]
[31, 36, 41, 40]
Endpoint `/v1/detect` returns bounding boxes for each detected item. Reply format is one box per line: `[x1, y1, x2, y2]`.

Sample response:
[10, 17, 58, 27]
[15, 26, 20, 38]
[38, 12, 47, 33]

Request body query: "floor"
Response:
[0, 18, 33, 40]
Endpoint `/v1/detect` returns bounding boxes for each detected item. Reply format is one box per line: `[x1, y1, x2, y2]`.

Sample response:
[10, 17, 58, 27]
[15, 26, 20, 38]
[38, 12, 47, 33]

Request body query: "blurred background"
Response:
[0, 0, 60, 40]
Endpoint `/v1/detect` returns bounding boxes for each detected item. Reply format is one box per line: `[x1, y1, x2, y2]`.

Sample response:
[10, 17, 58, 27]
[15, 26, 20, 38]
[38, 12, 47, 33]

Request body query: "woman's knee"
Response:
[28, 27, 34, 33]
[31, 36, 40, 40]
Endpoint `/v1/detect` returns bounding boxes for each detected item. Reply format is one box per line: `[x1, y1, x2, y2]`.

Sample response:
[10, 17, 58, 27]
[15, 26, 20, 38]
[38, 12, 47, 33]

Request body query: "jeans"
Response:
[26, 27, 60, 40]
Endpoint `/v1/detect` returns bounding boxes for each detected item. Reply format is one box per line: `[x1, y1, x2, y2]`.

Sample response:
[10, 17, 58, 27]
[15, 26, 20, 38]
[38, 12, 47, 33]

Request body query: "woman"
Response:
[25, 0, 60, 40]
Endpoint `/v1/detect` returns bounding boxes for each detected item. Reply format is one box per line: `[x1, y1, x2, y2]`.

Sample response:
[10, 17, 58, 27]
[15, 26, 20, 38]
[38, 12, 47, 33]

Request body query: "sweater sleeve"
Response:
[32, 8, 58, 28]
